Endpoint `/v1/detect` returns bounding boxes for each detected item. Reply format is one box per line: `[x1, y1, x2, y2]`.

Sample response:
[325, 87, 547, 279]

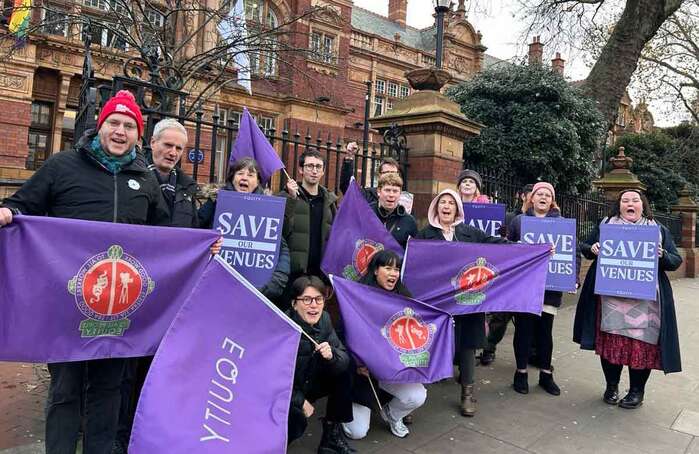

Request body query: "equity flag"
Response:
[229, 107, 284, 183]
[331, 275, 453, 384]
[129, 256, 300, 454]
[321, 179, 403, 281]
[0, 215, 218, 363]
[402, 239, 550, 315]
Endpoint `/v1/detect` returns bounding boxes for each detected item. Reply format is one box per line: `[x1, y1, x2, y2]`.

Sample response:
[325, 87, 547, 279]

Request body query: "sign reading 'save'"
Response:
[594, 223, 659, 301]
[213, 191, 286, 287]
[521, 217, 577, 292]
[463, 203, 506, 237]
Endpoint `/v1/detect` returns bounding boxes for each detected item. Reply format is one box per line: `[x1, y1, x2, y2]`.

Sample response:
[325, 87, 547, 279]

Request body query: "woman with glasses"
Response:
[341, 250, 426, 440]
[198, 157, 290, 302]
[287, 275, 355, 454]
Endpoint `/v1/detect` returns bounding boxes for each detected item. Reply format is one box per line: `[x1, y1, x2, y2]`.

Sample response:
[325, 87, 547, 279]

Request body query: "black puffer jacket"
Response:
[2, 130, 170, 225]
[288, 310, 349, 409]
[370, 202, 417, 248]
[150, 166, 199, 228]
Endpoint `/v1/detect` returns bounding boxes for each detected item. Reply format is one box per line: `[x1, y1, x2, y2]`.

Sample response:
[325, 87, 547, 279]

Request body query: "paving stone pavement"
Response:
[2, 278, 699, 453]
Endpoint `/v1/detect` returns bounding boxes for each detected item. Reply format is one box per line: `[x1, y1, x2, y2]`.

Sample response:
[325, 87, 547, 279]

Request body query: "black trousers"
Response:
[45, 358, 126, 454]
[115, 356, 153, 447]
[513, 312, 554, 370]
[600, 357, 652, 391]
[485, 312, 514, 352]
[288, 366, 354, 444]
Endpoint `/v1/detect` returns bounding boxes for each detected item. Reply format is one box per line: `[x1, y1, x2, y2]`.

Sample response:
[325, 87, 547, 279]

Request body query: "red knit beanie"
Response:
[531, 181, 556, 201]
[97, 90, 144, 137]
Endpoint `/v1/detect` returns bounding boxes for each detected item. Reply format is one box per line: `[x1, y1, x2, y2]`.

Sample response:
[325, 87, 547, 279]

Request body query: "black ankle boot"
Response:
[618, 388, 644, 409]
[513, 371, 529, 394]
[318, 420, 356, 454]
[538, 371, 560, 396]
[603, 383, 619, 405]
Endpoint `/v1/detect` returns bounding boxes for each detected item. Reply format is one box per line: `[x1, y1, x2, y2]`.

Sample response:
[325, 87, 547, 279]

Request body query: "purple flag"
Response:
[213, 190, 286, 287]
[0, 215, 218, 363]
[321, 179, 403, 280]
[402, 239, 550, 315]
[230, 107, 284, 183]
[129, 256, 300, 453]
[521, 217, 577, 292]
[595, 223, 659, 301]
[463, 203, 506, 237]
[331, 275, 454, 384]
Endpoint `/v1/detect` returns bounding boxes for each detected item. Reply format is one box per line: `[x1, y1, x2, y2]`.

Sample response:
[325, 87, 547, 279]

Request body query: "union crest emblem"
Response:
[342, 239, 383, 281]
[381, 307, 436, 368]
[451, 257, 498, 305]
[67, 245, 154, 338]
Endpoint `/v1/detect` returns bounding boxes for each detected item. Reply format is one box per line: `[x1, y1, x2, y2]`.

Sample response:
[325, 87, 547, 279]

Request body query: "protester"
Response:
[286, 275, 354, 453]
[457, 169, 491, 203]
[340, 141, 402, 205]
[340, 250, 425, 439]
[573, 189, 682, 409]
[147, 118, 199, 227]
[198, 157, 290, 301]
[369, 173, 417, 248]
[481, 183, 534, 366]
[0, 90, 174, 454]
[280, 149, 338, 304]
[416, 188, 507, 416]
[508, 182, 564, 396]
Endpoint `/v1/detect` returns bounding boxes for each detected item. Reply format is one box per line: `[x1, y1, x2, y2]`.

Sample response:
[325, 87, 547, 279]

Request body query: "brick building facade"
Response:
[0, 0, 499, 198]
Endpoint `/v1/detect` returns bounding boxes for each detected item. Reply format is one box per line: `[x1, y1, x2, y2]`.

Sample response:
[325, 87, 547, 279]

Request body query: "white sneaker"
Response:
[381, 407, 409, 438]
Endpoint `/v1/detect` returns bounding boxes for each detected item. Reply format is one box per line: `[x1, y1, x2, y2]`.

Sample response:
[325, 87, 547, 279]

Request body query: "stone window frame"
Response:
[245, 0, 280, 78]
[41, 7, 69, 37]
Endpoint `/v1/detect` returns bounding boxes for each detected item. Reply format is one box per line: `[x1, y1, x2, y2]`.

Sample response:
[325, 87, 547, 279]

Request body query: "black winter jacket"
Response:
[370, 202, 417, 248]
[278, 184, 338, 275]
[2, 130, 170, 226]
[153, 167, 199, 228]
[417, 223, 508, 349]
[339, 158, 379, 205]
[573, 221, 683, 373]
[288, 310, 350, 409]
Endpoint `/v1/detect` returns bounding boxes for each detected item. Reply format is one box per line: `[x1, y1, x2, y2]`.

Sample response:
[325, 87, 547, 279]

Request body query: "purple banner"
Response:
[0, 215, 218, 363]
[595, 223, 660, 301]
[213, 190, 285, 287]
[129, 257, 300, 454]
[521, 217, 577, 292]
[331, 275, 453, 384]
[321, 180, 403, 280]
[463, 203, 506, 237]
[402, 239, 550, 315]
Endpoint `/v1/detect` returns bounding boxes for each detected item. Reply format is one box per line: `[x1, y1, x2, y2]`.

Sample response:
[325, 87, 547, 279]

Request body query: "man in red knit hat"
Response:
[0, 90, 171, 454]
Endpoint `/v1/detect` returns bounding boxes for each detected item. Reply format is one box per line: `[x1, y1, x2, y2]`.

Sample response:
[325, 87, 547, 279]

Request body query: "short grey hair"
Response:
[152, 118, 188, 142]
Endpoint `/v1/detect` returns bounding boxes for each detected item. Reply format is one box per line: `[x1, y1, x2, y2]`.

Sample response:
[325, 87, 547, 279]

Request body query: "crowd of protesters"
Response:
[0, 94, 683, 454]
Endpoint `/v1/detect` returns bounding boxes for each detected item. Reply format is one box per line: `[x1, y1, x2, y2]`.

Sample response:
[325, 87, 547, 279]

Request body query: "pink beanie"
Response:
[531, 182, 555, 200]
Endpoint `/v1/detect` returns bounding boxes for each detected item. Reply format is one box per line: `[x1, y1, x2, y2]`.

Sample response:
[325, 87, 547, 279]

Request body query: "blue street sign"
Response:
[188, 149, 204, 164]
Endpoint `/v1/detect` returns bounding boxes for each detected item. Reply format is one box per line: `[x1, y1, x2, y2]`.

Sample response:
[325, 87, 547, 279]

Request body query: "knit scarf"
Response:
[599, 215, 661, 345]
[89, 136, 136, 174]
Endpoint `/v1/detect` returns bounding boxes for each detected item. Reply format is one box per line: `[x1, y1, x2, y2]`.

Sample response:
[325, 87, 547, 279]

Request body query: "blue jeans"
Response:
[45, 358, 126, 454]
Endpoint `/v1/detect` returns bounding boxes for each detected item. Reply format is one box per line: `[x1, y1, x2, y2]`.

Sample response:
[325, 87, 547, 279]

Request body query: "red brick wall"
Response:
[0, 100, 31, 168]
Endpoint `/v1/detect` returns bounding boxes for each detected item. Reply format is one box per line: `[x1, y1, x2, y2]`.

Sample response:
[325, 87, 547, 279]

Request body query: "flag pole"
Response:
[366, 373, 385, 417]
[282, 168, 293, 182]
[301, 330, 320, 349]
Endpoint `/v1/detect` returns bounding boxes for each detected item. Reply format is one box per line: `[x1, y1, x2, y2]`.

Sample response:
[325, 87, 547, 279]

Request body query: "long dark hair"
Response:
[610, 189, 653, 220]
[358, 250, 412, 297]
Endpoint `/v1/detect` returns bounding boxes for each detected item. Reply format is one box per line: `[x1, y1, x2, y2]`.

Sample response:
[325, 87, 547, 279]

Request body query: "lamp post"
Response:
[362, 80, 372, 151]
[434, 0, 450, 69]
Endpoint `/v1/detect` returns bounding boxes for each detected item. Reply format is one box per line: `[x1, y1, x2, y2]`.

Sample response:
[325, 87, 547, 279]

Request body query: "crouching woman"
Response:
[287, 276, 355, 454]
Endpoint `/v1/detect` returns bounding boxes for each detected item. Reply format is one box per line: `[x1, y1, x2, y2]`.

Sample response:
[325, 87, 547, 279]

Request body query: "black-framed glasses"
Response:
[303, 163, 324, 171]
[296, 295, 325, 306]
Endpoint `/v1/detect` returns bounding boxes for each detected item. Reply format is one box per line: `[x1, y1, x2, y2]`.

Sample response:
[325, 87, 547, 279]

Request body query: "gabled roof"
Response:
[351, 6, 435, 52]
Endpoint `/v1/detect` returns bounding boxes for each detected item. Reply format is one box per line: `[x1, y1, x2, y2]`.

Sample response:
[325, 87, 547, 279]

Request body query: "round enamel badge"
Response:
[128, 179, 140, 190]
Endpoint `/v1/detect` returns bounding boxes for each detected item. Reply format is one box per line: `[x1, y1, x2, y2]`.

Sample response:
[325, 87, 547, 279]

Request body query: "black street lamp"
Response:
[434, 0, 451, 69]
[362, 80, 372, 151]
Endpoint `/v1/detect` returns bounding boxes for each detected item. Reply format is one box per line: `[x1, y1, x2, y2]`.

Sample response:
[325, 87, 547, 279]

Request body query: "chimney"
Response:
[389, 0, 407, 28]
[528, 35, 543, 66]
[551, 52, 565, 75]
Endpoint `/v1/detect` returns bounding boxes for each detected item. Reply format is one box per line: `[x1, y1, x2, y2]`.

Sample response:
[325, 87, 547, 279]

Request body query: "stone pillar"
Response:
[592, 146, 646, 202]
[51, 73, 72, 155]
[370, 68, 482, 223]
[671, 185, 699, 277]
